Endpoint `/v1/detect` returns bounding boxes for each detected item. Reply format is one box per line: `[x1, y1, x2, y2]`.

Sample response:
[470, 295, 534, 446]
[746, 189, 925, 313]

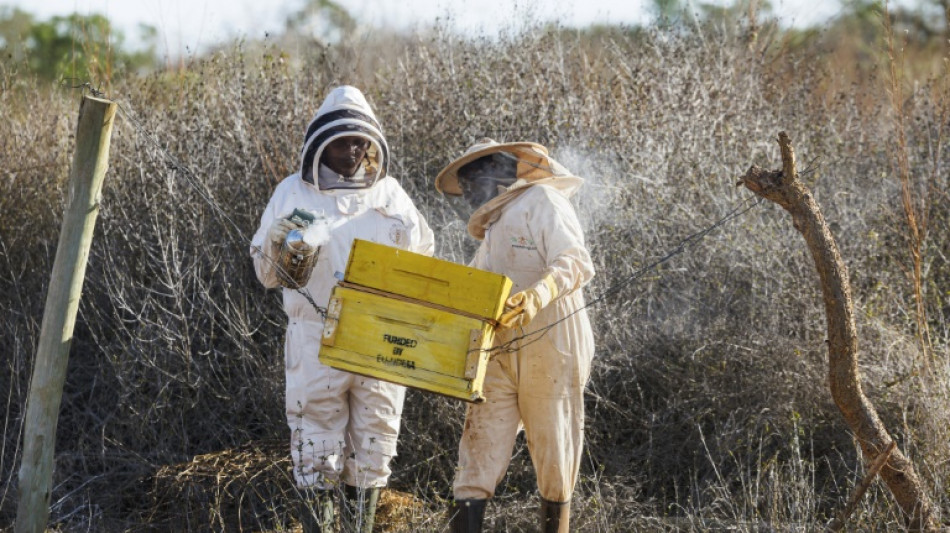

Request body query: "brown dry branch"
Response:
[882, 3, 934, 366]
[827, 441, 897, 531]
[738, 132, 938, 531]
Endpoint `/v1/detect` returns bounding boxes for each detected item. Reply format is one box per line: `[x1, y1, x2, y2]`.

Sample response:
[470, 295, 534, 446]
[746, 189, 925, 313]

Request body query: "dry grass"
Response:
[0, 14, 948, 532]
[141, 439, 429, 532]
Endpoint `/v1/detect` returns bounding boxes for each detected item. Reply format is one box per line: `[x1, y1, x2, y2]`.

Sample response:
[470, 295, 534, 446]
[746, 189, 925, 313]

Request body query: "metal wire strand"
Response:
[60, 81, 764, 347]
[488, 195, 764, 355]
[118, 102, 328, 317]
[61, 81, 327, 318]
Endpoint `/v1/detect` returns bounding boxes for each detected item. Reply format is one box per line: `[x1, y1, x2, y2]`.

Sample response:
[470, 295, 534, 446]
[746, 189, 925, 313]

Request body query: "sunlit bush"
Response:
[1, 16, 947, 532]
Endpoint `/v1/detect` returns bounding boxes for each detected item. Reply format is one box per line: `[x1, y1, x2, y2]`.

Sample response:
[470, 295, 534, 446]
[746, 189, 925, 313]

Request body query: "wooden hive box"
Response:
[320, 239, 512, 402]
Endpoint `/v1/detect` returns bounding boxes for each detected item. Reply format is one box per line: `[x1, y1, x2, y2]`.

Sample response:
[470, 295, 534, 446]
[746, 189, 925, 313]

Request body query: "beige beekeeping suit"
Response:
[436, 140, 595, 504]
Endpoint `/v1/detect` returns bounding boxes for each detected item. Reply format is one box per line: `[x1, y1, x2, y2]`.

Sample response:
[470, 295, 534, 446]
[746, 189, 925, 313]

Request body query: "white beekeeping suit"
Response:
[434, 139, 595, 533]
[250, 85, 434, 533]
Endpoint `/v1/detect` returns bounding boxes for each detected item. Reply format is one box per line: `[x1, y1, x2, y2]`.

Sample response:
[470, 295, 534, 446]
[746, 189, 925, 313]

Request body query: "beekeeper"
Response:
[250, 85, 434, 533]
[434, 139, 595, 533]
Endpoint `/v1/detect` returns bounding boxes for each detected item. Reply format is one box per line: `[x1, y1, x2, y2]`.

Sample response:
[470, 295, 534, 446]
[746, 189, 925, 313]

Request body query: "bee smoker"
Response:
[277, 208, 320, 289]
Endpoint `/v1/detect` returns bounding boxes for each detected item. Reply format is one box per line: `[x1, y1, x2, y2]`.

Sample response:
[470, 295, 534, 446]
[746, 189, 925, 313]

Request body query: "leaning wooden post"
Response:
[738, 132, 937, 531]
[15, 95, 117, 533]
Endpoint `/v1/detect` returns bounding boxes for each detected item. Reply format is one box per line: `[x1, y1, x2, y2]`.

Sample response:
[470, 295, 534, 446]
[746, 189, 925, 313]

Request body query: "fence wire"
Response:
[66, 84, 765, 356]
[492, 195, 763, 354]
[113, 96, 328, 318]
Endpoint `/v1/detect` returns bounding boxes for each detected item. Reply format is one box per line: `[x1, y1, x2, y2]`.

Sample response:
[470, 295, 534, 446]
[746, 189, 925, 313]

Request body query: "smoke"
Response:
[554, 144, 626, 233]
[301, 217, 331, 248]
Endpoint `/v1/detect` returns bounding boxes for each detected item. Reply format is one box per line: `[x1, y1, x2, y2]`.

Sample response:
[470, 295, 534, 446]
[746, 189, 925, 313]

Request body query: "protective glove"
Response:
[267, 218, 303, 255]
[497, 274, 559, 329]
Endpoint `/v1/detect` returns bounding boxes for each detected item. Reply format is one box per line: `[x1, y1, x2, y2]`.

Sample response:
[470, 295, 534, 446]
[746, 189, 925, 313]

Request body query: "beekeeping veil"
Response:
[435, 138, 583, 239]
[299, 85, 389, 189]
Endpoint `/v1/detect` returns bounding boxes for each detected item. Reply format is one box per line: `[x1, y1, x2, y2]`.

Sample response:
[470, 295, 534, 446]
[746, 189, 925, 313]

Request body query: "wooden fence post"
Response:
[15, 95, 117, 533]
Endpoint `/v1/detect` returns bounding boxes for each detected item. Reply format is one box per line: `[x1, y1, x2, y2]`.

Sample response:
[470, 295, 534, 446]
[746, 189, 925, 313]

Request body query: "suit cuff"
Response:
[532, 274, 559, 308]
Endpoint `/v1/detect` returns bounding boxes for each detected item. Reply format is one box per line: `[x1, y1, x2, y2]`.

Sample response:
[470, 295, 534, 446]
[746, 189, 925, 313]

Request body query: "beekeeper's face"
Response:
[457, 153, 518, 208]
[322, 136, 371, 177]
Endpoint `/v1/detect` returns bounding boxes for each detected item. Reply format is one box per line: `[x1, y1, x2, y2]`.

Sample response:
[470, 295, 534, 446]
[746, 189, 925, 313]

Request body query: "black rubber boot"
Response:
[540, 498, 570, 533]
[299, 488, 334, 533]
[449, 498, 487, 533]
[340, 484, 380, 533]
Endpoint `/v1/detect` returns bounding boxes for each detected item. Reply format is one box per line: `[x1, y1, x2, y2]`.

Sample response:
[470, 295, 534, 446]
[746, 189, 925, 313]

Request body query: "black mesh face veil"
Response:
[457, 153, 518, 208]
[303, 108, 382, 144]
[299, 98, 389, 187]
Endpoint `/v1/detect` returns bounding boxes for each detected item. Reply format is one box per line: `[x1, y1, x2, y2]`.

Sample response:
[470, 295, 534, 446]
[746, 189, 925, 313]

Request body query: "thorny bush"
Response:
[1, 20, 948, 532]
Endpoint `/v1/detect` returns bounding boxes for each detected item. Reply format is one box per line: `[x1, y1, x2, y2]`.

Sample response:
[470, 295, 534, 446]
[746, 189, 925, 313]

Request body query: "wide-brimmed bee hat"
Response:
[434, 138, 567, 195]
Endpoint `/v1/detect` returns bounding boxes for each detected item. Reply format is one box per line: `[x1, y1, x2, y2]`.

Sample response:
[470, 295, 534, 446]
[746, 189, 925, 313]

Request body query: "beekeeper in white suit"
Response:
[434, 139, 595, 533]
[250, 85, 434, 533]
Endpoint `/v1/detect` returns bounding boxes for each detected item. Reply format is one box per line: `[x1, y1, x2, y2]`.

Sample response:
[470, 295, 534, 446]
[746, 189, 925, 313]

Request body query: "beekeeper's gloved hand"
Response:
[498, 275, 559, 329]
[267, 218, 302, 255]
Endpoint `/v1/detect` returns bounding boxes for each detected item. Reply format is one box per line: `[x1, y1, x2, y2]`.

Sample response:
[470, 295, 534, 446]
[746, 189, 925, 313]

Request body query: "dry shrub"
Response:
[143, 439, 292, 531]
[0, 17, 947, 532]
[142, 439, 428, 532]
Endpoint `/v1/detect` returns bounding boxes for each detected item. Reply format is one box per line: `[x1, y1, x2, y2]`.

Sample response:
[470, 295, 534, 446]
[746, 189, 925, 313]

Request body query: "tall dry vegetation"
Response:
[1, 15, 948, 532]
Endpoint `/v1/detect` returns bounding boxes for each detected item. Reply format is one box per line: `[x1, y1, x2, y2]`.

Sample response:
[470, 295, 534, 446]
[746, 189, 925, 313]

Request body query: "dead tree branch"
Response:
[827, 441, 897, 531]
[737, 132, 938, 532]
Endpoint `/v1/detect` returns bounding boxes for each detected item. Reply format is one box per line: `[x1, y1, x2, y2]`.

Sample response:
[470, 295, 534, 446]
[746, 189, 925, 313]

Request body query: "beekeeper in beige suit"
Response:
[434, 139, 595, 533]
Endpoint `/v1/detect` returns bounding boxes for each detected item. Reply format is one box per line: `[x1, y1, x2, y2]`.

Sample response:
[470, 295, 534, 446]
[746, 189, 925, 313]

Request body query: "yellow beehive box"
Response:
[343, 239, 511, 321]
[319, 241, 513, 403]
